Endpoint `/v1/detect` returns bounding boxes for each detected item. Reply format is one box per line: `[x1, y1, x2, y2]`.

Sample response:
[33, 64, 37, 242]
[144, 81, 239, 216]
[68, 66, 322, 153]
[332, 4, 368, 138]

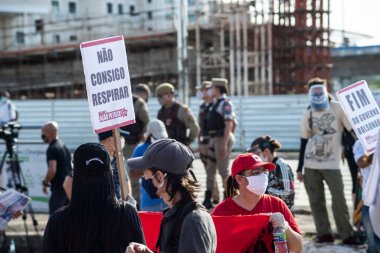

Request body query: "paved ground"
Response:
[5, 153, 367, 252]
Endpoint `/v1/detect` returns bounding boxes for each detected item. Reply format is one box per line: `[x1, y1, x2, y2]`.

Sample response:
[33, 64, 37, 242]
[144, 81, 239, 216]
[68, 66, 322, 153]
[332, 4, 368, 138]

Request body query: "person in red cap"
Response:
[212, 153, 303, 253]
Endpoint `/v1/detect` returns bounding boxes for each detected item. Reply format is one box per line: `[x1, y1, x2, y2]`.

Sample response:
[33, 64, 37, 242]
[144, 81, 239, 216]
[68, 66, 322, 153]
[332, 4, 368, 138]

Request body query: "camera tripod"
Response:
[0, 141, 40, 253]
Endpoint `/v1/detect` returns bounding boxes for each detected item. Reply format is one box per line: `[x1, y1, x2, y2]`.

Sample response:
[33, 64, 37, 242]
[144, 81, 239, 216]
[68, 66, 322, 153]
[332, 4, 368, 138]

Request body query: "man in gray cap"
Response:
[203, 78, 236, 209]
[126, 139, 216, 253]
[156, 83, 199, 147]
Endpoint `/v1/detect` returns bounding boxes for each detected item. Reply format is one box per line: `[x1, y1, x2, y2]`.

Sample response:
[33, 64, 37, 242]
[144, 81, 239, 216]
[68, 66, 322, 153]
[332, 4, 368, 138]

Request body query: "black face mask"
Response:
[41, 134, 48, 143]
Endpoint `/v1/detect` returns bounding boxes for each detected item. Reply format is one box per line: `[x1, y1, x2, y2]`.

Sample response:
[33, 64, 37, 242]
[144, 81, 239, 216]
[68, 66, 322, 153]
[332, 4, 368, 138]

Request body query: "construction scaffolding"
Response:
[0, 0, 331, 98]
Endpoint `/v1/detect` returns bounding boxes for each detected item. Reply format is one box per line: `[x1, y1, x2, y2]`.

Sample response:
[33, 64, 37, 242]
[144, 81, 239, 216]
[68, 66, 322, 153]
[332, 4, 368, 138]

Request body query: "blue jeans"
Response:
[362, 205, 380, 253]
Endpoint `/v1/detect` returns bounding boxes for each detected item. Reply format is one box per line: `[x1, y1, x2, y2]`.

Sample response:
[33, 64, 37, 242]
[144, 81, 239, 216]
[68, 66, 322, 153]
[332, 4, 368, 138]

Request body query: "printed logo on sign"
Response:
[365, 134, 378, 145]
[99, 108, 128, 122]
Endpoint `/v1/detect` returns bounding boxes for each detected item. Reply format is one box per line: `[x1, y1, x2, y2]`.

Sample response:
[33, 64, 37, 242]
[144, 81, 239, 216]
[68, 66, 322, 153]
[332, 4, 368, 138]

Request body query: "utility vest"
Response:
[157, 102, 187, 144]
[199, 102, 213, 137]
[207, 98, 225, 137]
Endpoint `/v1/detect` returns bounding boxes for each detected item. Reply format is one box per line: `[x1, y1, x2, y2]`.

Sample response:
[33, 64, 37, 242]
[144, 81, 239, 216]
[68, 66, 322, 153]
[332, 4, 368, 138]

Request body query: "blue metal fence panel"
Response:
[14, 95, 310, 151]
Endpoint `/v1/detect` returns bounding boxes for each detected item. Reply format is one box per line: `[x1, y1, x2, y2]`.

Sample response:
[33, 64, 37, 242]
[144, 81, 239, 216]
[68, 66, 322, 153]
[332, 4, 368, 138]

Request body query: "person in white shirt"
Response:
[0, 91, 17, 125]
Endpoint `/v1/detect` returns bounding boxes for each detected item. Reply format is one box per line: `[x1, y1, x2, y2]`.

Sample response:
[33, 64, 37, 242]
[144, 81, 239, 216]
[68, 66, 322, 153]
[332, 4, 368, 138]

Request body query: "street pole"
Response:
[176, 0, 189, 105]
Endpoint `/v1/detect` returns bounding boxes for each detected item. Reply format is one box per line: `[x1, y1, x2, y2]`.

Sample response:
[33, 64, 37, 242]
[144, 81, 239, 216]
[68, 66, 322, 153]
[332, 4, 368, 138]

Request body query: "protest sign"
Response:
[80, 35, 135, 133]
[81, 35, 133, 199]
[336, 80, 380, 154]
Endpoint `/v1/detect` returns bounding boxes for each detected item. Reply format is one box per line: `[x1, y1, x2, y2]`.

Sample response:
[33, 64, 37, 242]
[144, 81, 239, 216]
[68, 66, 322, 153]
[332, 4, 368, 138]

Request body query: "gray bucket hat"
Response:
[127, 139, 194, 174]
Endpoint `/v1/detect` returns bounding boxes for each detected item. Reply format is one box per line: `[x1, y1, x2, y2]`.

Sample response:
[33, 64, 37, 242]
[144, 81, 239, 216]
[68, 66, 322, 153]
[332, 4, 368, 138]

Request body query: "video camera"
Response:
[0, 122, 21, 145]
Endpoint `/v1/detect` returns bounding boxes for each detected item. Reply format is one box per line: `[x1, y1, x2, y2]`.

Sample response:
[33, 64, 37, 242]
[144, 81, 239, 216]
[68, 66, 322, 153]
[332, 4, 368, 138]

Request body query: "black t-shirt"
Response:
[46, 139, 71, 191]
[42, 203, 146, 253]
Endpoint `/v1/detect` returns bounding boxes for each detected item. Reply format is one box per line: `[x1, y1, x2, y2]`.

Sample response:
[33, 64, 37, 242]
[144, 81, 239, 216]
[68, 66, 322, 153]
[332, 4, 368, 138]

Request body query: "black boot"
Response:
[202, 190, 213, 209]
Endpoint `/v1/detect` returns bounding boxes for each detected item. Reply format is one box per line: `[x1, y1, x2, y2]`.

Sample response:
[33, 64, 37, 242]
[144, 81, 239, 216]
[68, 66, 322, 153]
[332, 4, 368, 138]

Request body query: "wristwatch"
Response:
[42, 180, 49, 187]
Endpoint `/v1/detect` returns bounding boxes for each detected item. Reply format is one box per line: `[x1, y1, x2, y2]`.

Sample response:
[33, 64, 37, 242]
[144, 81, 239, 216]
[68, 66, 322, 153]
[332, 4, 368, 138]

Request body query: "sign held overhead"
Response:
[80, 35, 135, 133]
[336, 80, 380, 154]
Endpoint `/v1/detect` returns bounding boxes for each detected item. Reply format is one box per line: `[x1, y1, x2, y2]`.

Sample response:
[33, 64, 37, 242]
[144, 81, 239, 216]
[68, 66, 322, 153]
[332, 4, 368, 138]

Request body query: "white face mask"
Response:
[245, 173, 268, 196]
[196, 91, 204, 99]
[207, 89, 213, 97]
[260, 155, 269, 162]
[157, 173, 167, 188]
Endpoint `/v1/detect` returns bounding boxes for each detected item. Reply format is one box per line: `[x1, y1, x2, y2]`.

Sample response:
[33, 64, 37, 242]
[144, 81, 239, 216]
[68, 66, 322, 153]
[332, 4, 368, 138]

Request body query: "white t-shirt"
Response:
[300, 101, 351, 170]
[0, 99, 17, 125]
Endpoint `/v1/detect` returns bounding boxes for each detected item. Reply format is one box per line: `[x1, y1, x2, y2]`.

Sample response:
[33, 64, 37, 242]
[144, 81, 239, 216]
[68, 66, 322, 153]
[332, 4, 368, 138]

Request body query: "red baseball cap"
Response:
[231, 153, 275, 178]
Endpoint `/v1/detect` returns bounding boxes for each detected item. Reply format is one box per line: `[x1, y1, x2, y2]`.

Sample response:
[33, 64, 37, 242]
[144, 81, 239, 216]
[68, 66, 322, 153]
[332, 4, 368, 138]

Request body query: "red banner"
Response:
[138, 212, 271, 253]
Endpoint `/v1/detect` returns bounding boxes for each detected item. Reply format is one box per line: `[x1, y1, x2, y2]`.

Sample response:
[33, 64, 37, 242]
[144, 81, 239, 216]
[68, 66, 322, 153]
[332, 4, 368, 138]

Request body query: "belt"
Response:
[209, 130, 224, 138]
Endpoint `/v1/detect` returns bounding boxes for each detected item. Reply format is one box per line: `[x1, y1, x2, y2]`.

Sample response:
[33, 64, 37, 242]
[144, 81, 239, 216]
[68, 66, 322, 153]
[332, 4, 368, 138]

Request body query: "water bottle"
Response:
[273, 226, 288, 253]
[9, 239, 16, 253]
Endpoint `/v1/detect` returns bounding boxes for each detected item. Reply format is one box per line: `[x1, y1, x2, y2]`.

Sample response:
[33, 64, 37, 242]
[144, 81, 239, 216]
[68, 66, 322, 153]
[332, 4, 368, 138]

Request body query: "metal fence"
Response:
[14, 95, 311, 151]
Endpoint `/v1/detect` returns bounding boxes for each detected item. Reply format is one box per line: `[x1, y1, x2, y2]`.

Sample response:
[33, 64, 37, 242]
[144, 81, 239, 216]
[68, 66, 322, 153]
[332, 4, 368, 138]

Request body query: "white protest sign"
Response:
[80, 35, 135, 133]
[336, 80, 380, 154]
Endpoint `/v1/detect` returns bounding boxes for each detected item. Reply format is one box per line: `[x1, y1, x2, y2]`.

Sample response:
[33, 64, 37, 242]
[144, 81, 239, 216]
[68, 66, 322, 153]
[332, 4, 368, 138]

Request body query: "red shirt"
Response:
[212, 194, 301, 253]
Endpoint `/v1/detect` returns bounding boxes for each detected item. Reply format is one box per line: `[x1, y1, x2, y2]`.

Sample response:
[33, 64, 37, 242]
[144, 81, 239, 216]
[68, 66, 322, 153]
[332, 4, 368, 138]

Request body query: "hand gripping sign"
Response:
[336, 80, 380, 154]
[80, 36, 134, 200]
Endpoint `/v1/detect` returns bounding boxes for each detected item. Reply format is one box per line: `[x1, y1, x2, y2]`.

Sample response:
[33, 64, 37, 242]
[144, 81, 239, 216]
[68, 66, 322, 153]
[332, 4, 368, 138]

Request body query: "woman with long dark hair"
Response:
[42, 143, 145, 253]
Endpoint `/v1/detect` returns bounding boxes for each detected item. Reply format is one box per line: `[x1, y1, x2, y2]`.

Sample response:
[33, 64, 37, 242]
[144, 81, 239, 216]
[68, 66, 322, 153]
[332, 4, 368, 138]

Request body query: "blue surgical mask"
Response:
[309, 85, 329, 111]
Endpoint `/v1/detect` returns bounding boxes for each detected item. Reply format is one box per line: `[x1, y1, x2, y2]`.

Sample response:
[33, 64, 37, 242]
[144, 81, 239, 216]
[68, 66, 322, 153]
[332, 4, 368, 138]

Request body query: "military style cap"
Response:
[135, 83, 151, 96]
[196, 81, 212, 90]
[155, 83, 175, 96]
[212, 78, 228, 88]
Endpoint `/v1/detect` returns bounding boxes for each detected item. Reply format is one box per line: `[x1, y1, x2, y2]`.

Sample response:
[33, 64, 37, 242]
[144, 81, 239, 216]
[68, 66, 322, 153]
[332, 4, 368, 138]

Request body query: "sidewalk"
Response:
[5, 155, 367, 252]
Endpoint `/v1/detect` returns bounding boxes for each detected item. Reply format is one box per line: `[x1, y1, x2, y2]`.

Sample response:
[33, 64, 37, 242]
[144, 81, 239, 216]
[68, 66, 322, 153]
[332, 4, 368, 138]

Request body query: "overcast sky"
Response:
[330, 0, 380, 47]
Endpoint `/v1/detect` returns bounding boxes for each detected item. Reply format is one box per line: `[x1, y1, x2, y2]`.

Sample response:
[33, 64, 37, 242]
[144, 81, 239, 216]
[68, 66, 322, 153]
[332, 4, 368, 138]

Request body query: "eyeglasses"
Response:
[241, 168, 268, 177]
[247, 145, 260, 154]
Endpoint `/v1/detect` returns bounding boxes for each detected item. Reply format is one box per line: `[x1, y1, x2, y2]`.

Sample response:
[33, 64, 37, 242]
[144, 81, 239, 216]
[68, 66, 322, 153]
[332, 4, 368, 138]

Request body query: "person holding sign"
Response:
[42, 143, 145, 253]
[63, 129, 132, 202]
[126, 139, 216, 253]
[353, 140, 380, 252]
[212, 153, 302, 253]
[297, 77, 359, 245]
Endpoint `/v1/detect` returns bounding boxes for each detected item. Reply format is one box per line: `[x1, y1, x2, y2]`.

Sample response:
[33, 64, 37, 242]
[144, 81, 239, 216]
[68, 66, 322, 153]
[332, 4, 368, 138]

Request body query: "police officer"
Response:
[121, 91, 149, 207]
[196, 81, 220, 204]
[156, 83, 199, 146]
[203, 78, 236, 209]
[134, 83, 151, 103]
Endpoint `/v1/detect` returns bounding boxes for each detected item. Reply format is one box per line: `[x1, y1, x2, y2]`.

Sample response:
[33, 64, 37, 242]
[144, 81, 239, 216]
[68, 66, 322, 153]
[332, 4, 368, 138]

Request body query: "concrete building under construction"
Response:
[0, 0, 331, 99]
